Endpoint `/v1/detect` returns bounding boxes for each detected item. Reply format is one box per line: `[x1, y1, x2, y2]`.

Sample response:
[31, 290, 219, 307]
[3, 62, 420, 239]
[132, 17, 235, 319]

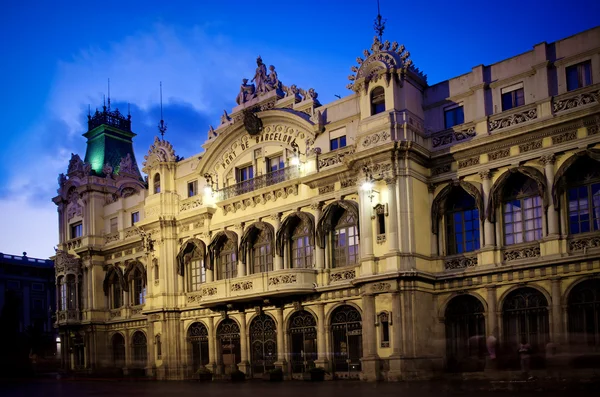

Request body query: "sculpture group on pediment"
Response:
[119, 153, 137, 176]
[67, 153, 92, 177]
[236, 79, 256, 105]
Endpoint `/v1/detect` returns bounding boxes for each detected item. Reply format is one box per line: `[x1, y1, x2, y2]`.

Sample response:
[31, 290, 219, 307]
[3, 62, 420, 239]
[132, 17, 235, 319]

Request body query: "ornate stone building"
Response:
[53, 27, 600, 380]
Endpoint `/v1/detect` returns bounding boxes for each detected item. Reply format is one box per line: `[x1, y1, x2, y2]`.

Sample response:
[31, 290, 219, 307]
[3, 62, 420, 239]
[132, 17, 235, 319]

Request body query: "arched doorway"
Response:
[444, 295, 486, 372]
[131, 331, 147, 369]
[249, 314, 277, 375]
[188, 322, 210, 372]
[568, 279, 600, 367]
[502, 287, 549, 369]
[330, 305, 362, 373]
[217, 319, 241, 373]
[288, 310, 317, 373]
[111, 333, 125, 368]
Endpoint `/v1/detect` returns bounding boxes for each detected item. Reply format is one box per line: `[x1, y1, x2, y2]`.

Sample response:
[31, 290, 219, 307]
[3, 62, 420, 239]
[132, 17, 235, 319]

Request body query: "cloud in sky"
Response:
[1, 22, 323, 259]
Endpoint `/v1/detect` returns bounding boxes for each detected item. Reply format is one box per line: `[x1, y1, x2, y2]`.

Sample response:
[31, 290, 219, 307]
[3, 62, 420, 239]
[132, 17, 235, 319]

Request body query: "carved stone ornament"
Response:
[268, 274, 298, 286]
[54, 250, 82, 275]
[142, 137, 178, 174]
[519, 140, 542, 153]
[329, 269, 356, 283]
[503, 245, 541, 262]
[243, 110, 263, 136]
[231, 281, 253, 292]
[102, 163, 113, 177]
[488, 149, 510, 161]
[569, 236, 600, 251]
[553, 89, 600, 113]
[118, 153, 137, 176]
[488, 108, 537, 131]
[444, 255, 478, 270]
[66, 153, 92, 178]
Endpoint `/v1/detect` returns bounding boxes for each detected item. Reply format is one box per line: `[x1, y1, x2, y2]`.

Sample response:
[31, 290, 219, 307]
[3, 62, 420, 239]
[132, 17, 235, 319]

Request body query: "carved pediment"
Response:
[142, 137, 178, 173]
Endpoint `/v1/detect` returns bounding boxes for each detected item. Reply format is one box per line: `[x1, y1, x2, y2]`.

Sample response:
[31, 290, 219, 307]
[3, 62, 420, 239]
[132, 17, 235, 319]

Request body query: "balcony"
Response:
[56, 309, 80, 325]
[216, 166, 299, 201]
[187, 268, 317, 307]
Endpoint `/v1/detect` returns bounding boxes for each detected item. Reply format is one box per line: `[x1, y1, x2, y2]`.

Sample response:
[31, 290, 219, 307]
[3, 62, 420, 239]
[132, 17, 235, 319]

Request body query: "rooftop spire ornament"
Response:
[158, 82, 167, 140]
[374, 0, 386, 42]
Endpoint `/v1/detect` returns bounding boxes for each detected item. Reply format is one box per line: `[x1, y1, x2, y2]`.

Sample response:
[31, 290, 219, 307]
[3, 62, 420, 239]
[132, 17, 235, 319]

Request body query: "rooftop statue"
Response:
[252, 56, 268, 95]
[235, 78, 256, 105]
[265, 65, 282, 93]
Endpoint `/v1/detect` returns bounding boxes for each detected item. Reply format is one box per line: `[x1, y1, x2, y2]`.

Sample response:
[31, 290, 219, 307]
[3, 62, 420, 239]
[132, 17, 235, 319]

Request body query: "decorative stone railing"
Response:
[216, 166, 299, 201]
[502, 243, 541, 262]
[109, 308, 122, 319]
[123, 226, 140, 239]
[66, 238, 82, 250]
[329, 266, 357, 283]
[488, 104, 538, 132]
[179, 196, 203, 212]
[444, 254, 478, 270]
[430, 126, 476, 149]
[317, 146, 355, 170]
[130, 305, 144, 316]
[553, 85, 600, 114]
[104, 231, 120, 244]
[568, 233, 600, 252]
[188, 268, 317, 306]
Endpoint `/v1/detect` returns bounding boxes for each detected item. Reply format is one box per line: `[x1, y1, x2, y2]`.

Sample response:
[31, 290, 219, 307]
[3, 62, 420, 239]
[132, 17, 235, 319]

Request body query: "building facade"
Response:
[53, 27, 600, 380]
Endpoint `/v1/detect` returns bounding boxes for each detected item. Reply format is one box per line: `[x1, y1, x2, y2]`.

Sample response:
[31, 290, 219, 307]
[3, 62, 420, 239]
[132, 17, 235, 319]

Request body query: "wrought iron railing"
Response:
[216, 166, 299, 201]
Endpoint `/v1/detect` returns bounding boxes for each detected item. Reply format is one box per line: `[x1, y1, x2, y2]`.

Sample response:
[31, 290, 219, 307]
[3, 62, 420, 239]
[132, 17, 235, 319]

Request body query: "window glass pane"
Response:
[339, 136, 346, 148]
[502, 92, 513, 110]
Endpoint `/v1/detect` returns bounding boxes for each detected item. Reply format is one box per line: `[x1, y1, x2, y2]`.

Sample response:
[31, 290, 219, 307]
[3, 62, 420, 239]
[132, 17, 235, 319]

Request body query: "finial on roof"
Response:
[107, 78, 111, 110]
[158, 82, 167, 140]
[374, 0, 386, 43]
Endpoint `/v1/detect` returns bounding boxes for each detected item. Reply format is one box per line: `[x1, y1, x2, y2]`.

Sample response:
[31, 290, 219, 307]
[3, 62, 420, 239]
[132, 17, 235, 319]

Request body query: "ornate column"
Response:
[315, 303, 328, 367]
[274, 307, 287, 370]
[359, 186, 375, 261]
[551, 277, 563, 344]
[207, 316, 216, 372]
[272, 213, 283, 271]
[480, 170, 496, 247]
[312, 202, 325, 270]
[238, 311, 249, 374]
[541, 155, 559, 236]
[386, 177, 399, 253]
[237, 224, 246, 277]
[388, 291, 403, 379]
[361, 292, 379, 381]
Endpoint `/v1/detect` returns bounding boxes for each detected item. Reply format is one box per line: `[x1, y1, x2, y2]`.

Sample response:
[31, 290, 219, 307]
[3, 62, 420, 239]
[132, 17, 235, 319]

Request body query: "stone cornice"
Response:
[489, 68, 537, 89]
[553, 47, 600, 66]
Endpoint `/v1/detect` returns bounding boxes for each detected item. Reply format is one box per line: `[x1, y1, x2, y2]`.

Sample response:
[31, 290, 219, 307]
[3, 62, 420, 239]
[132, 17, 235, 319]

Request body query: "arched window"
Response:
[446, 189, 480, 254]
[153, 173, 161, 194]
[330, 305, 362, 372]
[288, 310, 317, 373]
[444, 295, 486, 372]
[188, 322, 209, 371]
[502, 287, 549, 356]
[219, 239, 237, 280]
[177, 239, 207, 290]
[58, 276, 66, 310]
[240, 223, 274, 274]
[66, 274, 77, 310]
[370, 86, 386, 115]
[249, 313, 277, 374]
[217, 319, 241, 367]
[378, 312, 390, 348]
[127, 264, 146, 306]
[291, 218, 313, 268]
[112, 333, 125, 367]
[565, 157, 600, 234]
[131, 331, 147, 366]
[502, 174, 542, 245]
[333, 210, 359, 268]
[568, 279, 600, 351]
[109, 272, 122, 309]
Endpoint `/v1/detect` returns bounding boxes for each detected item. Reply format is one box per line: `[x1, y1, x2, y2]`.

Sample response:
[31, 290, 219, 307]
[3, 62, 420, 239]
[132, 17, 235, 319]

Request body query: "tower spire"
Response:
[158, 82, 167, 140]
[107, 78, 111, 110]
[374, 0, 386, 42]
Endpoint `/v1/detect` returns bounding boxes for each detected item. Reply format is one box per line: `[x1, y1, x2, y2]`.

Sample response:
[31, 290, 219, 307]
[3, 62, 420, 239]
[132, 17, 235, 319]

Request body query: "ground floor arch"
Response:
[567, 278, 600, 367]
[288, 310, 317, 373]
[188, 322, 210, 371]
[249, 313, 277, 374]
[444, 294, 486, 372]
[330, 305, 362, 373]
[111, 333, 125, 368]
[217, 319, 241, 372]
[131, 331, 148, 368]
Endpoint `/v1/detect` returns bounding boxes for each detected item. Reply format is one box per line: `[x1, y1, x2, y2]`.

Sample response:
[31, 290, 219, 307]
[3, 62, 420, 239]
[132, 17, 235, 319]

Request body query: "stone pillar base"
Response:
[386, 354, 402, 381]
[238, 361, 250, 375]
[314, 358, 329, 371]
[359, 356, 380, 382]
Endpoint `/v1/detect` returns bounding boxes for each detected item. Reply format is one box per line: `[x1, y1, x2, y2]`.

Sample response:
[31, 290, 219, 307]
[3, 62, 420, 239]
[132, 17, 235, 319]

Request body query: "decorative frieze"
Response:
[553, 89, 600, 113]
[268, 274, 298, 286]
[187, 293, 201, 303]
[201, 287, 218, 296]
[131, 306, 142, 315]
[455, 127, 476, 141]
[231, 281, 253, 292]
[444, 255, 478, 270]
[318, 146, 355, 169]
[458, 156, 480, 169]
[180, 198, 203, 212]
[361, 130, 391, 148]
[109, 309, 122, 319]
[124, 227, 140, 239]
[503, 245, 541, 262]
[341, 178, 357, 188]
[318, 185, 334, 194]
[488, 148, 510, 161]
[329, 269, 356, 283]
[432, 164, 451, 176]
[432, 132, 453, 148]
[552, 131, 577, 145]
[376, 234, 386, 244]
[371, 282, 391, 293]
[518, 140, 542, 153]
[539, 154, 556, 166]
[589, 125, 599, 135]
[104, 232, 119, 244]
[221, 185, 299, 215]
[489, 108, 537, 132]
[569, 236, 600, 252]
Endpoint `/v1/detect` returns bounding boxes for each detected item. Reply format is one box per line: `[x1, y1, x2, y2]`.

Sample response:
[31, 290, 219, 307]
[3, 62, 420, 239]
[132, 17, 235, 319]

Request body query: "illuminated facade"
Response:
[53, 27, 600, 380]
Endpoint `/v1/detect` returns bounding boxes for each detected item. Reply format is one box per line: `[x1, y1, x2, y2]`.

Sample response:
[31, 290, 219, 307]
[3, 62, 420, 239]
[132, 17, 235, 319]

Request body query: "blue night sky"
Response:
[1, 0, 598, 259]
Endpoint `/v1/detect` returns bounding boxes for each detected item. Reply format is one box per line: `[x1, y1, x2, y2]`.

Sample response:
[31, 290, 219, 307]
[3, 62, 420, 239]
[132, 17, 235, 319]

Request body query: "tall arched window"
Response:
[444, 295, 486, 372]
[330, 305, 362, 372]
[568, 279, 600, 351]
[446, 189, 480, 255]
[502, 174, 542, 245]
[240, 223, 274, 274]
[66, 274, 77, 310]
[132, 331, 147, 366]
[291, 218, 313, 268]
[58, 276, 66, 310]
[109, 272, 122, 309]
[153, 173, 161, 194]
[370, 86, 385, 115]
[333, 210, 359, 268]
[502, 287, 549, 357]
[218, 239, 237, 280]
[112, 333, 125, 367]
[565, 157, 600, 234]
[127, 265, 146, 306]
[188, 322, 209, 371]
